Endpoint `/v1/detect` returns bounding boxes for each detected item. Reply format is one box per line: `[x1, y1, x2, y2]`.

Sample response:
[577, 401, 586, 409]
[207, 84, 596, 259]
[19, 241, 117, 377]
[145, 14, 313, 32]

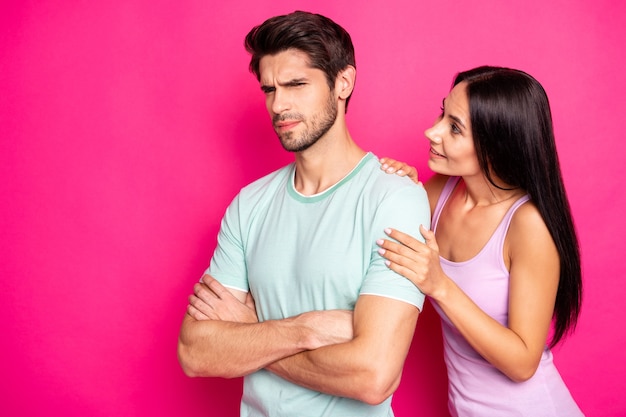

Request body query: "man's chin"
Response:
[278, 136, 301, 153]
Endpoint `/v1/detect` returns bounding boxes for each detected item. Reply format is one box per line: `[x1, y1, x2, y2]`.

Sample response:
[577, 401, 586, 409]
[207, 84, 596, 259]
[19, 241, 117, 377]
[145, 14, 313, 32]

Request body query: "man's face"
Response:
[259, 49, 338, 152]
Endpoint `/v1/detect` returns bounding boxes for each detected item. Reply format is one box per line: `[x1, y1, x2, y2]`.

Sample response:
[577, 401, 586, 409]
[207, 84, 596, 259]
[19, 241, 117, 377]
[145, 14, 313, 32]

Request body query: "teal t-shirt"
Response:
[207, 152, 430, 416]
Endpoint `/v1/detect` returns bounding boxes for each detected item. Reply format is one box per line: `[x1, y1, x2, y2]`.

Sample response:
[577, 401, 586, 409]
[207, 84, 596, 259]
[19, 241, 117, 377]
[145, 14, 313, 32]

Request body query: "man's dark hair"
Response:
[244, 11, 356, 110]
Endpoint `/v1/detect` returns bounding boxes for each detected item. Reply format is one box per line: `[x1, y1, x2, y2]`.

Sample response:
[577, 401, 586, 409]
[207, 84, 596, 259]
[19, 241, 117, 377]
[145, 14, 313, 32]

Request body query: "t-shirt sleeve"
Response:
[204, 194, 249, 292]
[359, 182, 430, 311]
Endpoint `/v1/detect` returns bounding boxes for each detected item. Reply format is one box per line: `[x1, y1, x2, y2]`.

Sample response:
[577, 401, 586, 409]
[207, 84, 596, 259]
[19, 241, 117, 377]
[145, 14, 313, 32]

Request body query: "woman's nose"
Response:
[425, 123, 442, 144]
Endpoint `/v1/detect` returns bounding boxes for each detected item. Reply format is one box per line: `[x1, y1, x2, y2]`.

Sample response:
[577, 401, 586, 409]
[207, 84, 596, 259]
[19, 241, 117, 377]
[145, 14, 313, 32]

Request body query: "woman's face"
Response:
[425, 82, 481, 177]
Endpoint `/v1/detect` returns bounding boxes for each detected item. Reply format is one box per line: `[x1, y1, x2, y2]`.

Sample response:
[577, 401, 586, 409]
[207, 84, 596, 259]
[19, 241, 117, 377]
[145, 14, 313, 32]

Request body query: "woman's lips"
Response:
[430, 147, 445, 157]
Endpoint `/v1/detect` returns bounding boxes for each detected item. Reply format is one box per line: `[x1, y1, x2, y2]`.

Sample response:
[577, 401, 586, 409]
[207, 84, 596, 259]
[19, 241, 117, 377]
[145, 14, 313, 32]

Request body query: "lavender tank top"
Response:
[430, 177, 583, 417]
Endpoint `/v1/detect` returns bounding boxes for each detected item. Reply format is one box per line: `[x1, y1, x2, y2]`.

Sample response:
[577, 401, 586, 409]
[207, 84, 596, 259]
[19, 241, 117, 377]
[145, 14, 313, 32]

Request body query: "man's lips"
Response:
[274, 121, 300, 131]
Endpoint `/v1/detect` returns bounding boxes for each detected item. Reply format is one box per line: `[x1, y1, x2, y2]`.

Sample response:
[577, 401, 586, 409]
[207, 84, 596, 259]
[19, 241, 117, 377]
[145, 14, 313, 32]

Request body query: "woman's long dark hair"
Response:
[454, 66, 582, 346]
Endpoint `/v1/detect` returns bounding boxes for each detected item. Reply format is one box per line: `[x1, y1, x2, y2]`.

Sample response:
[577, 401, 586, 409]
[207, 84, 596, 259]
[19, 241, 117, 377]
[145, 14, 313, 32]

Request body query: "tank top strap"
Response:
[487, 194, 531, 265]
[433, 178, 531, 268]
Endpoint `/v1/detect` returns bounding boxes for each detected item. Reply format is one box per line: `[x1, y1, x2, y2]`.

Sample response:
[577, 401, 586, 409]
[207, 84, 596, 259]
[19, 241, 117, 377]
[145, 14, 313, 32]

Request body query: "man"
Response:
[177, 10, 430, 417]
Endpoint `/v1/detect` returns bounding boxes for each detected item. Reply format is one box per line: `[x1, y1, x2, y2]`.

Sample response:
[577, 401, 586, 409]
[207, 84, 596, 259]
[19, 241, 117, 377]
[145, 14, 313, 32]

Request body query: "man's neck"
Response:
[293, 131, 366, 196]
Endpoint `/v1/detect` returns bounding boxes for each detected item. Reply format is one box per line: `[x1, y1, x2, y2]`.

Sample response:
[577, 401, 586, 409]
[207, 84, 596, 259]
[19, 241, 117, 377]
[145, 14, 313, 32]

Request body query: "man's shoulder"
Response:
[360, 157, 426, 198]
[239, 163, 293, 198]
[223, 164, 293, 221]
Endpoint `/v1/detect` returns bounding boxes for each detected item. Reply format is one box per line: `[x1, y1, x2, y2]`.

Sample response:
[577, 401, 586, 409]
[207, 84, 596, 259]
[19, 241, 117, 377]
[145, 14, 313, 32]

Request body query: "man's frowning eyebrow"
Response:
[260, 78, 308, 93]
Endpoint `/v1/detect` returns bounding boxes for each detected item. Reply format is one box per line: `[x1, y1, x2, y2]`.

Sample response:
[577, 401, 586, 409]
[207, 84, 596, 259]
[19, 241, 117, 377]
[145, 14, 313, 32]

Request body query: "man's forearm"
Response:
[177, 313, 312, 378]
[266, 296, 419, 405]
[179, 276, 355, 379]
[267, 338, 385, 403]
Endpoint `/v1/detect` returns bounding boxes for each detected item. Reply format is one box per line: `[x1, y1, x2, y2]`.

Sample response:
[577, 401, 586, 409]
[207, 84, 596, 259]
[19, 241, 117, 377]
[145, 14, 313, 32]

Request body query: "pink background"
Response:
[1, 1, 624, 416]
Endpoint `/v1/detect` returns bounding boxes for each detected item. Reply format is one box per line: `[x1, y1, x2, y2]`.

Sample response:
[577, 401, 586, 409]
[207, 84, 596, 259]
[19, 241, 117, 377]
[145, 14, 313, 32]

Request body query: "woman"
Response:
[379, 66, 584, 416]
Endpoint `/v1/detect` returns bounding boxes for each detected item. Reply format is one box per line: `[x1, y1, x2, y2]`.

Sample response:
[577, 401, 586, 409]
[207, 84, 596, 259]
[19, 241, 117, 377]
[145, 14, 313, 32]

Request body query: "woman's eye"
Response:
[451, 123, 461, 134]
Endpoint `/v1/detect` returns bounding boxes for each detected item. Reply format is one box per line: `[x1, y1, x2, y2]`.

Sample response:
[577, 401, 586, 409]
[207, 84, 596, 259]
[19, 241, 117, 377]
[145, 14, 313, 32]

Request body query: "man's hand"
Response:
[297, 310, 354, 349]
[187, 274, 258, 323]
[179, 276, 352, 378]
[187, 275, 353, 348]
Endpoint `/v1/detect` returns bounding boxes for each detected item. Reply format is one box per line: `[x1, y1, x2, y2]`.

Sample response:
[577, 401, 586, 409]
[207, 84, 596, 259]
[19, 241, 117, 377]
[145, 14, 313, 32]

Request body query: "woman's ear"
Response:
[336, 65, 356, 100]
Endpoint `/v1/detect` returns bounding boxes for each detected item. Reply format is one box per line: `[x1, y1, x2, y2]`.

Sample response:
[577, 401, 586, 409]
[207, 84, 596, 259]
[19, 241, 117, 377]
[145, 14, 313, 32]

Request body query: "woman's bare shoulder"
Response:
[424, 174, 451, 212]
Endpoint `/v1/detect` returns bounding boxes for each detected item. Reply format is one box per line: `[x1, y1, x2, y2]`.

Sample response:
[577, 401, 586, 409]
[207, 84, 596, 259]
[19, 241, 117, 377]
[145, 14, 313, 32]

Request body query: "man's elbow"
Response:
[177, 319, 217, 377]
[355, 370, 401, 405]
[177, 341, 203, 377]
[358, 390, 393, 406]
[177, 338, 216, 378]
[177, 316, 207, 377]
[177, 339, 244, 379]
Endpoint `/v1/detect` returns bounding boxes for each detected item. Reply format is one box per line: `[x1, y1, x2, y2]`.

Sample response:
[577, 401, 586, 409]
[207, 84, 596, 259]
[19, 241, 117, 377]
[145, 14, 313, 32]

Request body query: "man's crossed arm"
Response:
[177, 274, 419, 405]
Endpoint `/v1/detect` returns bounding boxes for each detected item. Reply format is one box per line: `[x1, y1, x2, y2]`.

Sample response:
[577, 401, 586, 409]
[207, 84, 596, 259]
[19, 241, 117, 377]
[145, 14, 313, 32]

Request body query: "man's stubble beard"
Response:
[275, 93, 338, 153]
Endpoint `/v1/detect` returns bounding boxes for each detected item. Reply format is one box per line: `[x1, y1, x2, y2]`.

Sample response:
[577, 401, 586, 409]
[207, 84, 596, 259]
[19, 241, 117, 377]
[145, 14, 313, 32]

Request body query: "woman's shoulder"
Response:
[507, 199, 555, 254]
[425, 174, 453, 212]
[509, 199, 544, 231]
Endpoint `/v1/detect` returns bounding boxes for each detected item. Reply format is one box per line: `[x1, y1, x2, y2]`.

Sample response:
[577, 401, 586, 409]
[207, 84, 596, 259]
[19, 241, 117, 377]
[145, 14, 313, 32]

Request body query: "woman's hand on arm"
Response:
[377, 212, 560, 382]
[377, 225, 450, 299]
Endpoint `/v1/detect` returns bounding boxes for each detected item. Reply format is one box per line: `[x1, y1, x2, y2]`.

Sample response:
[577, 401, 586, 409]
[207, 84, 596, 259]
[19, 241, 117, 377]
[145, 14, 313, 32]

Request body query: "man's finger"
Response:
[187, 304, 210, 321]
[206, 276, 230, 298]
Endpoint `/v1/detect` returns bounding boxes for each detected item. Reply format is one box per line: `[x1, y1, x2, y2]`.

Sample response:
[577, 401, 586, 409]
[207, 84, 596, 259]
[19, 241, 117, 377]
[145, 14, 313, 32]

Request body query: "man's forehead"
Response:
[258, 50, 317, 82]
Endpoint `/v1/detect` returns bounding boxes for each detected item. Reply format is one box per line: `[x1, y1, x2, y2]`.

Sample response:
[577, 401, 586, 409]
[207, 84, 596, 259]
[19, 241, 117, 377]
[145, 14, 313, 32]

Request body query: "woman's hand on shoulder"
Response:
[376, 225, 449, 299]
[379, 157, 421, 186]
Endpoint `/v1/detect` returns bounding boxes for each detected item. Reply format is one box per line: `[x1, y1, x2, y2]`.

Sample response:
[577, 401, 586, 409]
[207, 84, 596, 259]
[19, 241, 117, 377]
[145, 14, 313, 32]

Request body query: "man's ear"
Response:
[336, 65, 356, 100]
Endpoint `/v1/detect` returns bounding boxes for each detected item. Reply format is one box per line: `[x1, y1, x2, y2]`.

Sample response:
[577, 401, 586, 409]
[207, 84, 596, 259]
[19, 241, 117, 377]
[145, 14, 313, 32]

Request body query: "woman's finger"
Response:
[419, 225, 440, 252]
[383, 227, 428, 252]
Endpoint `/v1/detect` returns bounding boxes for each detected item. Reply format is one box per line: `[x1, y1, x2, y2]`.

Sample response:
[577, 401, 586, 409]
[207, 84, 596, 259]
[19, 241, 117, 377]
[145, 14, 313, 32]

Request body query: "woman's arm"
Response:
[378, 204, 560, 382]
